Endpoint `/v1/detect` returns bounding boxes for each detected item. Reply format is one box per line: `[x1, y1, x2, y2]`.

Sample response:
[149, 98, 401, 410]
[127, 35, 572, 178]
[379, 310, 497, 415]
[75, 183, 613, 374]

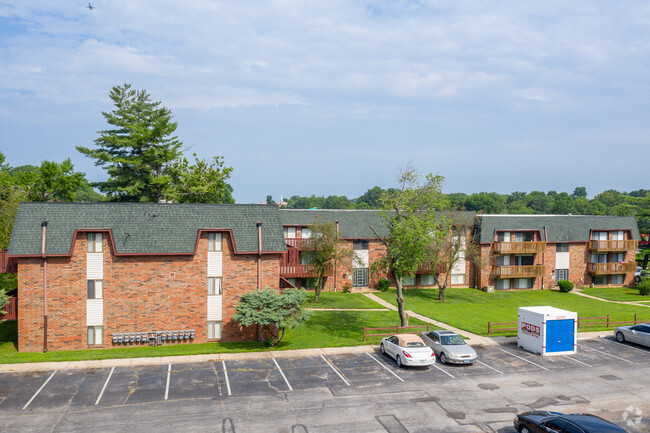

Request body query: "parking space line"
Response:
[562, 355, 592, 368]
[431, 363, 455, 378]
[476, 360, 503, 374]
[578, 344, 633, 363]
[366, 353, 404, 382]
[164, 363, 171, 400]
[320, 355, 350, 386]
[600, 338, 650, 354]
[494, 347, 549, 371]
[22, 370, 57, 410]
[272, 358, 293, 391]
[222, 361, 232, 396]
[95, 366, 115, 405]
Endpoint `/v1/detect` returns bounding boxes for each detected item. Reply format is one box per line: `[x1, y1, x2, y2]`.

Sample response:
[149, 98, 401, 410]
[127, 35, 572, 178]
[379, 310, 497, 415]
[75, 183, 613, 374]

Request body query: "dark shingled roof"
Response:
[8, 202, 286, 256]
[279, 209, 388, 238]
[477, 215, 640, 244]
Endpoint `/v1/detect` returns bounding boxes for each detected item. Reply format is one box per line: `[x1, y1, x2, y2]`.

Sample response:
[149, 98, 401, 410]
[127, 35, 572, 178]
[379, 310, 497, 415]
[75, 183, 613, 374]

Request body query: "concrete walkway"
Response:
[573, 289, 650, 307]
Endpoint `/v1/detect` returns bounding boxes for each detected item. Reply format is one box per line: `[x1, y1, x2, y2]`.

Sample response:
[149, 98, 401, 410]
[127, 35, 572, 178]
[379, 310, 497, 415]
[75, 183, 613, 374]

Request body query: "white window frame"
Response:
[208, 277, 222, 295]
[87, 233, 102, 253]
[451, 273, 466, 285]
[208, 320, 222, 339]
[208, 233, 222, 252]
[284, 227, 296, 239]
[87, 280, 103, 299]
[612, 231, 624, 241]
[87, 326, 103, 345]
[301, 228, 311, 239]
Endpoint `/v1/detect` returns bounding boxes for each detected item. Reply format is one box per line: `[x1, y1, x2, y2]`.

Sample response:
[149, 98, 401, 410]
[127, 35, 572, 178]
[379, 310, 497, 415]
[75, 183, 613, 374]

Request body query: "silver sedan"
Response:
[615, 323, 650, 347]
[420, 330, 477, 365]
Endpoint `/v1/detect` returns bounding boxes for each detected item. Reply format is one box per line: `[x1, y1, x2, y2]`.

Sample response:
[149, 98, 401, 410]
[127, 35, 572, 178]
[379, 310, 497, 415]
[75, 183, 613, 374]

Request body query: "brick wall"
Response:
[17, 231, 279, 352]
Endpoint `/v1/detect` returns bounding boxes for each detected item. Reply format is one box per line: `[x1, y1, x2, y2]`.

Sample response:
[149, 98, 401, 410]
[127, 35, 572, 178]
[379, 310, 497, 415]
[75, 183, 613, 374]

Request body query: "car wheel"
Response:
[380, 343, 386, 354]
[519, 426, 531, 433]
[616, 332, 626, 343]
[396, 355, 402, 368]
[440, 352, 447, 364]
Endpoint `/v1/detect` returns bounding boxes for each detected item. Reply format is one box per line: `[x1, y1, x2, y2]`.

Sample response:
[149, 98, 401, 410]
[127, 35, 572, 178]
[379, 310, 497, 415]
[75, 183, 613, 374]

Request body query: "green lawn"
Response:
[0, 310, 422, 364]
[304, 291, 384, 309]
[374, 288, 650, 336]
[579, 287, 650, 303]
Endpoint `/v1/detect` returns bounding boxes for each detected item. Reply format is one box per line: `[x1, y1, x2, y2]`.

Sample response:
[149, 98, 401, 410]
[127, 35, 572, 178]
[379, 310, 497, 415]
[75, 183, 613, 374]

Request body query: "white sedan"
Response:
[380, 334, 436, 367]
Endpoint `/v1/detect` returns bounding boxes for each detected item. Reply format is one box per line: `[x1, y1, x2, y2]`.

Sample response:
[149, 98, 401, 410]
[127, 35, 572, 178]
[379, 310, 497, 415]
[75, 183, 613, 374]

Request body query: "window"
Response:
[496, 279, 510, 290]
[592, 275, 607, 285]
[556, 243, 569, 252]
[87, 326, 103, 345]
[301, 228, 311, 239]
[611, 274, 624, 285]
[208, 233, 222, 251]
[612, 230, 624, 241]
[353, 240, 369, 250]
[421, 274, 436, 286]
[208, 321, 222, 339]
[542, 419, 566, 433]
[208, 277, 222, 295]
[611, 252, 624, 263]
[497, 232, 510, 242]
[515, 232, 534, 242]
[402, 275, 416, 286]
[514, 255, 534, 266]
[87, 280, 103, 299]
[592, 231, 607, 241]
[283, 227, 296, 239]
[496, 255, 511, 266]
[451, 274, 465, 285]
[591, 254, 607, 264]
[352, 268, 368, 287]
[87, 233, 102, 252]
[515, 278, 533, 289]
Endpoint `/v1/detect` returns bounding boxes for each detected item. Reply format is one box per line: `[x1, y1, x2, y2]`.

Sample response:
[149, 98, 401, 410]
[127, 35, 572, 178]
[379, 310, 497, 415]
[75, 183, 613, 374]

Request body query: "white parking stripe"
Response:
[431, 362, 455, 378]
[272, 358, 293, 391]
[578, 344, 633, 363]
[366, 353, 404, 382]
[476, 360, 503, 374]
[164, 363, 171, 400]
[222, 361, 232, 396]
[562, 355, 592, 368]
[600, 337, 650, 354]
[320, 355, 350, 386]
[22, 370, 57, 410]
[95, 366, 115, 405]
[495, 347, 549, 371]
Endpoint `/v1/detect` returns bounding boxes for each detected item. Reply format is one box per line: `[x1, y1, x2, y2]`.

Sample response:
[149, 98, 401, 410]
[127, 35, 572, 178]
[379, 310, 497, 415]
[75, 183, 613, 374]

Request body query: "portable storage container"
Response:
[518, 306, 577, 356]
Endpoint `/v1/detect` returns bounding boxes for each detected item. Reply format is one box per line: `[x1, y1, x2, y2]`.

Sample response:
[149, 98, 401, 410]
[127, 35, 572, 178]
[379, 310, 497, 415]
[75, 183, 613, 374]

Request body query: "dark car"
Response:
[513, 411, 628, 433]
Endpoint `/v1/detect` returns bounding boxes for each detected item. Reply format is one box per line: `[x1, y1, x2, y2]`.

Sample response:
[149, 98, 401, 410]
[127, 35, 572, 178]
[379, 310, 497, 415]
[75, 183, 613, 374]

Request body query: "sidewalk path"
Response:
[573, 289, 650, 307]
[363, 293, 498, 346]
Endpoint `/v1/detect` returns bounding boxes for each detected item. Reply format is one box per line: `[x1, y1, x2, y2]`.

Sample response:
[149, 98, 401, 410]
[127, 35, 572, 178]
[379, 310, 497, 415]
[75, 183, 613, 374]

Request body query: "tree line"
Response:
[276, 186, 650, 236]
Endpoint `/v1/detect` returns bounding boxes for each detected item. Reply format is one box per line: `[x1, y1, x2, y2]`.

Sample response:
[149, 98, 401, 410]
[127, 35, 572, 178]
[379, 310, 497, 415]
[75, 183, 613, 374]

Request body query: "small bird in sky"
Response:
[87, 3, 94, 10]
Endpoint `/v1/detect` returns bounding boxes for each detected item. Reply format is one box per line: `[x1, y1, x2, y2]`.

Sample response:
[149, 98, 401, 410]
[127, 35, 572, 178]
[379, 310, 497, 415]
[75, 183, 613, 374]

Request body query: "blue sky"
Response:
[1, 1, 649, 203]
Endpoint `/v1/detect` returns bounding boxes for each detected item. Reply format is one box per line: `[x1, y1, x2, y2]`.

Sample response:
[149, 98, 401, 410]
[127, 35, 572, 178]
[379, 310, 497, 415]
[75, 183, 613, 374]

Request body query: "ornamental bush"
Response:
[557, 279, 574, 293]
[637, 278, 650, 296]
[378, 278, 390, 292]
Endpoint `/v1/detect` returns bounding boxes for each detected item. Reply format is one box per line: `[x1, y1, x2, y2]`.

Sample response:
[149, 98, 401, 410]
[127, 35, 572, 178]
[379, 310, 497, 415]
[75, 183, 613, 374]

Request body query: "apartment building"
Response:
[3, 203, 639, 352]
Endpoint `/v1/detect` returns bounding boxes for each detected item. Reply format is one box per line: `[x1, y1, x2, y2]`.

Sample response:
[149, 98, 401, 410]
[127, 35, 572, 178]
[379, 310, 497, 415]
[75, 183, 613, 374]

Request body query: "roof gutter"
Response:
[41, 221, 49, 353]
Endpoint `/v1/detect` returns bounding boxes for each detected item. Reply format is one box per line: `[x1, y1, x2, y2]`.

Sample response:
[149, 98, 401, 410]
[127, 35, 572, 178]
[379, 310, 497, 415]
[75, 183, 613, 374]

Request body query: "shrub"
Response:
[378, 278, 390, 292]
[342, 285, 351, 294]
[638, 278, 650, 296]
[557, 279, 574, 293]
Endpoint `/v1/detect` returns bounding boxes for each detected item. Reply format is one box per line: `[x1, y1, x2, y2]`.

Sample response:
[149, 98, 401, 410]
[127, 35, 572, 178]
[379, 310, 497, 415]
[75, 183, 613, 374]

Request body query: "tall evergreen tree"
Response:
[77, 84, 183, 202]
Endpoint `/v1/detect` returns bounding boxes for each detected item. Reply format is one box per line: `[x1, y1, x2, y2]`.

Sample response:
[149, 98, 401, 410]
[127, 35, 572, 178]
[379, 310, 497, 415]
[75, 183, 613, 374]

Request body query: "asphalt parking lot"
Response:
[1, 337, 649, 432]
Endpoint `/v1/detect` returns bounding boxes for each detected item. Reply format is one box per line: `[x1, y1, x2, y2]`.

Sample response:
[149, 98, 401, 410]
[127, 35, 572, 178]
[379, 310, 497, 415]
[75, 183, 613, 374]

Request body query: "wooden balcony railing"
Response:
[587, 262, 637, 275]
[493, 265, 545, 278]
[0, 250, 17, 274]
[285, 238, 313, 249]
[589, 240, 637, 252]
[493, 241, 546, 254]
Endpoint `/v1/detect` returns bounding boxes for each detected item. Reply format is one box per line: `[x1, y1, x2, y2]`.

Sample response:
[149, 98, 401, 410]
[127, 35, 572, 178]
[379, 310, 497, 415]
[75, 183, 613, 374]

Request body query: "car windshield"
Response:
[406, 342, 425, 347]
[441, 335, 465, 345]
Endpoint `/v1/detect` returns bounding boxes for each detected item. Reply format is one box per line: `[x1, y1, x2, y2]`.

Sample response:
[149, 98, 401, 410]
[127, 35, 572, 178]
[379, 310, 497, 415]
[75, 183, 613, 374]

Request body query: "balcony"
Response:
[493, 241, 546, 254]
[589, 240, 637, 252]
[0, 250, 17, 274]
[285, 238, 313, 249]
[588, 262, 637, 275]
[493, 265, 545, 278]
[280, 264, 317, 278]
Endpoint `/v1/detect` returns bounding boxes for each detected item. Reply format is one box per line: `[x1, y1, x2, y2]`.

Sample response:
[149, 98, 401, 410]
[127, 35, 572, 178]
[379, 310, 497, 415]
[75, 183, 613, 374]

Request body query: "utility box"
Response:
[518, 306, 577, 356]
